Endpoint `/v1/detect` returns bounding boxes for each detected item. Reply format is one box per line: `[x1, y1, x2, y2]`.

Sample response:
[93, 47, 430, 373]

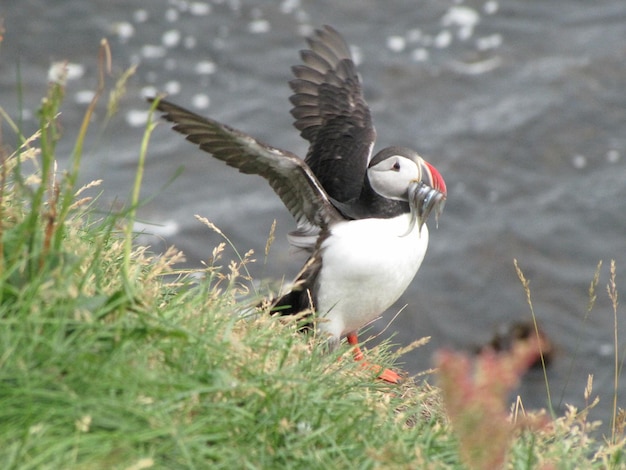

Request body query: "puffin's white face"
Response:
[367, 146, 447, 232]
[367, 153, 422, 201]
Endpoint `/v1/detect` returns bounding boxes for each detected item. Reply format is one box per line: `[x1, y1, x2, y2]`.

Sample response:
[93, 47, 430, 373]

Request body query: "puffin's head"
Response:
[368, 146, 446, 232]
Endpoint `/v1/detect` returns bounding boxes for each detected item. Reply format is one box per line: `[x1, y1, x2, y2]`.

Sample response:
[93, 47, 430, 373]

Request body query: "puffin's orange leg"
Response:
[346, 333, 401, 384]
[347, 332, 365, 361]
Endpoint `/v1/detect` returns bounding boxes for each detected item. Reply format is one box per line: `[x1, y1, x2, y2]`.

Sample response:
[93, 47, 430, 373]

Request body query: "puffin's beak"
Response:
[407, 181, 446, 233]
[405, 161, 447, 235]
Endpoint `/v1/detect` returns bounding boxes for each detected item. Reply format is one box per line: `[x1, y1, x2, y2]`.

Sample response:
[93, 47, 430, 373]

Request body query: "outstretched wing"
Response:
[290, 25, 376, 203]
[149, 98, 343, 233]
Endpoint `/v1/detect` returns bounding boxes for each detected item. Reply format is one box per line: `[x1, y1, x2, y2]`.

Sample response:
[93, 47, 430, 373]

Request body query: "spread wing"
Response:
[290, 25, 376, 203]
[149, 98, 343, 233]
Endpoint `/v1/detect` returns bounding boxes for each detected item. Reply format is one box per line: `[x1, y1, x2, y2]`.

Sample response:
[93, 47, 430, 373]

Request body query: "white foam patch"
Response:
[142, 44, 167, 59]
[133, 9, 149, 23]
[141, 85, 158, 98]
[476, 34, 502, 50]
[449, 56, 502, 75]
[606, 149, 621, 163]
[164, 81, 181, 95]
[598, 343, 614, 357]
[74, 90, 96, 104]
[386, 35, 406, 52]
[126, 109, 151, 127]
[281, 0, 300, 14]
[411, 48, 429, 62]
[189, 2, 211, 16]
[21, 109, 34, 121]
[67, 63, 86, 80]
[162, 29, 181, 48]
[165, 8, 179, 22]
[195, 60, 216, 75]
[248, 19, 270, 34]
[48, 62, 85, 84]
[442, 6, 480, 40]
[484, 1, 499, 15]
[297, 24, 314, 37]
[571, 154, 587, 169]
[112, 21, 135, 42]
[434, 30, 452, 48]
[133, 220, 180, 238]
[192, 94, 210, 109]
[443, 6, 480, 28]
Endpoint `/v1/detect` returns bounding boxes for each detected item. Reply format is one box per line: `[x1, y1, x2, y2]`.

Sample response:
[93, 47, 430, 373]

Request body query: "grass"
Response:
[0, 42, 625, 469]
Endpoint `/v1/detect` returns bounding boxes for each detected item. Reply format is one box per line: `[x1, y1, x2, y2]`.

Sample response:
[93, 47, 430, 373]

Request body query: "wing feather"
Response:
[289, 25, 376, 202]
[149, 98, 343, 232]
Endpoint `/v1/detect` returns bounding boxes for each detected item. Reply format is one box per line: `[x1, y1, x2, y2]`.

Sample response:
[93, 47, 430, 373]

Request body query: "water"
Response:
[2, 0, 626, 429]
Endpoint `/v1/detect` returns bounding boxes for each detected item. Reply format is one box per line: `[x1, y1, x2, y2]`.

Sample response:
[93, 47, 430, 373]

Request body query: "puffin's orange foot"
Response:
[377, 366, 402, 384]
[359, 361, 402, 384]
[345, 332, 402, 383]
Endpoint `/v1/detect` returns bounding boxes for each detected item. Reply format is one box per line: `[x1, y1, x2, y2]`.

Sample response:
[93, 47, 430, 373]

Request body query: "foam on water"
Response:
[141, 44, 167, 59]
[191, 94, 210, 109]
[162, 29, 182, 48]
[189, 2, 211, 16]
[48, 62, 85, 84]
[195, 61, 216, 75]
[125, 109, 151, 127]
[112, 22, 135, 42]
[74, 90, 96, 105]
[386, 36, 406, 53]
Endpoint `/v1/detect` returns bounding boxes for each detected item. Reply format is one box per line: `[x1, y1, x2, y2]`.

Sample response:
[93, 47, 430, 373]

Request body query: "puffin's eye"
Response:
[392, 160, 401, 171]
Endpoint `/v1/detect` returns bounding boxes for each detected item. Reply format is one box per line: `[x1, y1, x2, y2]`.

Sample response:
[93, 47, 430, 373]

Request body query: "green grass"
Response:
[0, 43, 625, 469]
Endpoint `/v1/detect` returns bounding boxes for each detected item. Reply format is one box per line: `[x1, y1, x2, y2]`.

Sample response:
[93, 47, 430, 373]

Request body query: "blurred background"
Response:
[2, 0, 625, 428]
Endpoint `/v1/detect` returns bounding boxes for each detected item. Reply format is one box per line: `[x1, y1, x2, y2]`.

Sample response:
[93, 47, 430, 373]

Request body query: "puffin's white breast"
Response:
[314, 213, 429, 340]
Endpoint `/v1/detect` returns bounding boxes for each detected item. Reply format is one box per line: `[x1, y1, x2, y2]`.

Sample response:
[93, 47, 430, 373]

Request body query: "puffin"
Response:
[148, 25, 447, 383]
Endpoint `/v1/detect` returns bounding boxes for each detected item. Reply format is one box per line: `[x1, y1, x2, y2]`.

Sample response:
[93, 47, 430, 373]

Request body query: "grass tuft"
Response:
[514, 259, 554, 416]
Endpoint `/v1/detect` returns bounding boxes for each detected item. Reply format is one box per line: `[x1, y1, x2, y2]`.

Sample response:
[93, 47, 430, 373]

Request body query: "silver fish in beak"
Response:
[408, 180, 447, 233]
[405, 159, 447, 235]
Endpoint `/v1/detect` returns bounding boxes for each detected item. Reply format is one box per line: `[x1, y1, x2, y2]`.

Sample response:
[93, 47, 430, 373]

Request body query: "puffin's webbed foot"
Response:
[346, 333, 402, 384]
